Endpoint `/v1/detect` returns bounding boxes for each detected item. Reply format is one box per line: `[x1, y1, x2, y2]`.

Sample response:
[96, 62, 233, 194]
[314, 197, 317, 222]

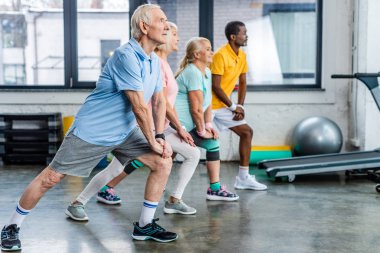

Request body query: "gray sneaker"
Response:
[65, 202, 89, 221]
[163, 200, 196, 215]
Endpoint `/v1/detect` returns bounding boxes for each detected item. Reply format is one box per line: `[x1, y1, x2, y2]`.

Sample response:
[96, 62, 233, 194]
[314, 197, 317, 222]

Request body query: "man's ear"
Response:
[230, 34, 236, 41]
[139, 21, 149, 35]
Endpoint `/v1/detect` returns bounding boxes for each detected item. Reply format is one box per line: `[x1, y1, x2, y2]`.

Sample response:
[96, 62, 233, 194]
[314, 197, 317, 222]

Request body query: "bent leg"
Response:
[76, 158, 124, 205]
[230, 124, 253, 167]
[167, 133, 201, 200]
[20, 167, 65, 210]
[136, 153, 172, 202]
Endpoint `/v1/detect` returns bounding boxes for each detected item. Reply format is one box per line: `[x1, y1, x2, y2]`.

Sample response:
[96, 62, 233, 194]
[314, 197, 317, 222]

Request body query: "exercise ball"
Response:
[292, 116, 343, 156]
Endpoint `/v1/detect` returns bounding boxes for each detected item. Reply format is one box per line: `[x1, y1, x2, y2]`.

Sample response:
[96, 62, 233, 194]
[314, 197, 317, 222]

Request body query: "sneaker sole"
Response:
[163, 207, 197, 215]
[64, 209, 89, 221]
[96, 196, 122, 205]
[234, 185, 268, 191]
[132, 234, 178, 243]
[1, 245, 21, 251]
[206, 195, 239, 201]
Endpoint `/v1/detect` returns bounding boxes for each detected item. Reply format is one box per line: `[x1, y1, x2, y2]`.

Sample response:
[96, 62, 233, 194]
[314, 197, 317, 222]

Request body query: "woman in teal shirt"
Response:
[175, 37, 239, 201]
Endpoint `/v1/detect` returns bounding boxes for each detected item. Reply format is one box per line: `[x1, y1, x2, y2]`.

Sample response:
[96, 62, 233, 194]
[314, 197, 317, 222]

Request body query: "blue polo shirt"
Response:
[70, 38, 162, 146]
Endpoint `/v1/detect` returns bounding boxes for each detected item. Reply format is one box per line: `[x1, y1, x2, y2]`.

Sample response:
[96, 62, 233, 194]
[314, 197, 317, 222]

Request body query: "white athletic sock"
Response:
[7, 203, 31, 228]
[138, 200, 158, 227]
[76, 158, 123, 205]
[238, 166, 249, 180]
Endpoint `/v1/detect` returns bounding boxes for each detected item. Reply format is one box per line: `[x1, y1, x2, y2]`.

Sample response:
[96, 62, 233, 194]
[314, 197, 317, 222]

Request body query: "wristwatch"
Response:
[155, 133, 165, 140]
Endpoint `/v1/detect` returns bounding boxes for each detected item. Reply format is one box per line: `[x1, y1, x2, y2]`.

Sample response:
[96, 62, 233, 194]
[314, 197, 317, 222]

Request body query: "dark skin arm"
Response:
[212, 74, 233, 107]
[234, 73, 247, 121]
[211, 73, 246, 121]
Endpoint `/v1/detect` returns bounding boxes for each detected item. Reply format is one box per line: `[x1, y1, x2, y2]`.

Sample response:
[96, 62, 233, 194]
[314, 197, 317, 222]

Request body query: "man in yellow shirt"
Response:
[210, 21, 267, 191]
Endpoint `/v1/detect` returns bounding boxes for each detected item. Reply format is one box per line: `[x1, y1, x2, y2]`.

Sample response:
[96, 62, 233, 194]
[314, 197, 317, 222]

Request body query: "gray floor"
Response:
[1, 162, 379, 253]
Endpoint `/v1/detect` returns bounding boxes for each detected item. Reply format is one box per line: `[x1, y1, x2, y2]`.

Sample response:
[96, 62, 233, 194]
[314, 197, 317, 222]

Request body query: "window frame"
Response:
[259, 2, 323, 90]
[209, 0, 323, 91]
[0, 0, 322, 90]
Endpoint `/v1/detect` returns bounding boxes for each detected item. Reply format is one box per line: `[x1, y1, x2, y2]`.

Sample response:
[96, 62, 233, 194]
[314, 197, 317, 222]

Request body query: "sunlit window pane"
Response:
[77, 0, 129, 81]
[214, 0, 318, 86]
[0, 0, 64, 86]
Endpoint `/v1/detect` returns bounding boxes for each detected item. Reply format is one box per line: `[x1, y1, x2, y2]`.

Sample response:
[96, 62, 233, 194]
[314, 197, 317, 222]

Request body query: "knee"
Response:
[155, 157, 172, 177]
[39, 168, 64, 190]
[241, 126, 253, 139]
[186, 147, 201, 161]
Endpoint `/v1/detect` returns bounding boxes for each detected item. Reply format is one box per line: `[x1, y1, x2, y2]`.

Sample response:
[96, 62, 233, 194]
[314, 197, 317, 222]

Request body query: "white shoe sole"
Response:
[206, 195, 239, 201]
[64, 209, 89, 221]
[234, 184, 268, 191]
[132, 234, 178, 243]
[96, 195, 121, 205]
[163, 207, 197, 215]
[1, 245, 21, 251]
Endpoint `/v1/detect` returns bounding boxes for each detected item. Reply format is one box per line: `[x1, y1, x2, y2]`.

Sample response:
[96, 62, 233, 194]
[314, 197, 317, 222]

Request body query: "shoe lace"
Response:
[106, 188, 116, 196]
[219, 185, 236, 196]
[72, 203, 85, 210]
[151, 218, 165, 232]
[4, 225, 19, 240]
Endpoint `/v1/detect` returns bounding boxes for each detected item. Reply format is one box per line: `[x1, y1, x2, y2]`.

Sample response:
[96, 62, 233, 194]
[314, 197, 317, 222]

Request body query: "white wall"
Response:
[362, 0, 380, 150]
[1, 0, 376, 161]
[350, 0, 380, 151]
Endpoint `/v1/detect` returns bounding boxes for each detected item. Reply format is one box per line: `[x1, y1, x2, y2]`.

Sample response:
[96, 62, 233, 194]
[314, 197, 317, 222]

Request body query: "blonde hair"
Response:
[175, 37, 210, 78]
[155, 22, 178, 53]
[130, 4, 161, 40]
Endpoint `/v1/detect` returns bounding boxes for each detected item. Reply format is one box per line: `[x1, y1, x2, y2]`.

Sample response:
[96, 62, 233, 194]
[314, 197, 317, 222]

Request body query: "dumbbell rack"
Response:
[0, 113, 63, 165]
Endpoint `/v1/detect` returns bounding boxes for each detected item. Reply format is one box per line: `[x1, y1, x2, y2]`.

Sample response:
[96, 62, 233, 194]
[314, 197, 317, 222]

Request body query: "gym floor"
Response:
[0, 162, 378, 253]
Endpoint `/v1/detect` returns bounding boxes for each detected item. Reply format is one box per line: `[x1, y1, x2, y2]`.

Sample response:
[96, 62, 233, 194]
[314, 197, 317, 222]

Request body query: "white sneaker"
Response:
[234, 175, 268, 190]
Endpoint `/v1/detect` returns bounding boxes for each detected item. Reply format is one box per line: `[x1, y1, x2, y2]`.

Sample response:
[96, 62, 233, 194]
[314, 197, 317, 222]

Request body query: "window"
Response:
[0, 0, 64, 86]
[2, 15, 26, 48]
[0, 0, 322, 89]
[150, 0, 199, 71]
[77, 1, 129, 82]
[0, 0, 129, 88]
[213, 0, 321, 88]
[3, 64, 25, 84]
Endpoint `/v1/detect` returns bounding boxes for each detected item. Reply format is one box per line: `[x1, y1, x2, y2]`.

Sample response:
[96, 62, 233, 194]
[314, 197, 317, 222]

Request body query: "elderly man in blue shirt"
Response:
[1, 4, 178, 252]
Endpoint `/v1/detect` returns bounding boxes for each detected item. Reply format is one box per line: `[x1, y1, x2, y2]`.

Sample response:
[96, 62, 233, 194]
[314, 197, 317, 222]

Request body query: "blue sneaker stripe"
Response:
[16, 206, 29, 215]
[137, 227, 160, 234]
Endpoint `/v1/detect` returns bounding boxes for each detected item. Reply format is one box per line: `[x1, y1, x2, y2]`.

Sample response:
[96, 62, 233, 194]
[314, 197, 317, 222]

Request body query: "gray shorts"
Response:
[50, 127, 152, 177]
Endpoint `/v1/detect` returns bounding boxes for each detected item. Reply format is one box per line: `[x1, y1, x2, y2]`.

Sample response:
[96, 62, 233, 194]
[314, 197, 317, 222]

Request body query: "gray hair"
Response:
[130, 4, 161, 40]
[156, 22, 178, 52]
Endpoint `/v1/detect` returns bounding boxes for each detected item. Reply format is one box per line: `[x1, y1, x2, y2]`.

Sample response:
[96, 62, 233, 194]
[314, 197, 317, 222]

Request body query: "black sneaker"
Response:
[132, 218, 178, 243]
[1, 224, 21, 251]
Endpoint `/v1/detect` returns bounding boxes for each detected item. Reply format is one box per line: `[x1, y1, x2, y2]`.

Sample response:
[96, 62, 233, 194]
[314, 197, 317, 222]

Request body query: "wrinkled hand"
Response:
[156, 138, 173, 158]
[151, 139, 172, 158]
[178, 129, 195, 147]
[199, 130, 214, 139]
[206, 128, 219, 139]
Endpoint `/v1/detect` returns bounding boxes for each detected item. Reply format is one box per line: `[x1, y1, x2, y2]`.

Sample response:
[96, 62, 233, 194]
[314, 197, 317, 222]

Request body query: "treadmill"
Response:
[258, 72, 380, 183]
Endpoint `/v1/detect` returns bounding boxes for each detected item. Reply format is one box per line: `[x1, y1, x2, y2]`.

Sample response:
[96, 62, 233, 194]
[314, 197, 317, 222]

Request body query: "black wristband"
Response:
[155, 133, 165, 140]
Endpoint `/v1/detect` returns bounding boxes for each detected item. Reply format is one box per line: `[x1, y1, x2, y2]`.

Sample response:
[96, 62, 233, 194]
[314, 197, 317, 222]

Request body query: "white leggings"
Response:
[76, 127, 200, 204]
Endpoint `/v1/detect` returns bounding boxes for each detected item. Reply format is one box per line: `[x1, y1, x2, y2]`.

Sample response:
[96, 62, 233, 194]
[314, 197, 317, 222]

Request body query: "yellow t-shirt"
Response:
[210, 43, 248, 109]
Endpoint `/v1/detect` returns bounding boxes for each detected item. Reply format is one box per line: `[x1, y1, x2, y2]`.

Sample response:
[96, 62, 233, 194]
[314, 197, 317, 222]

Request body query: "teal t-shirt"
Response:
[175, 64, 212, 131]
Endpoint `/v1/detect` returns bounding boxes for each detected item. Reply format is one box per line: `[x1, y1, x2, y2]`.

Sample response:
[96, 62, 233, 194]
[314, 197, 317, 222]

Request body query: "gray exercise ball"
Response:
[292, 116, 343, 156]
